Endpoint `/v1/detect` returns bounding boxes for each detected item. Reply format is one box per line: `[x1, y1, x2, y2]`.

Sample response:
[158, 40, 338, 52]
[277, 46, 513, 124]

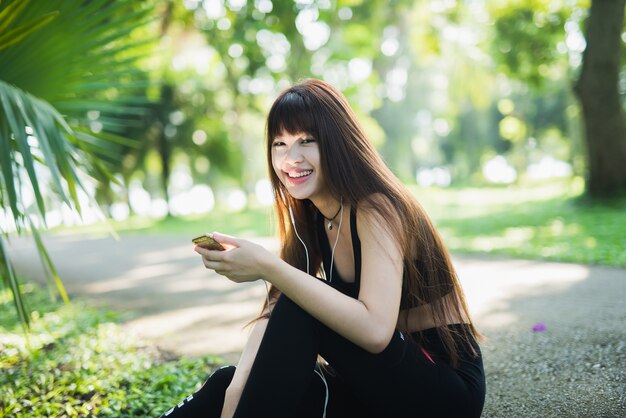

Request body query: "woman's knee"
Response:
[159, 366, 236, 417]
[205, 365, 236, 390]
[194, 366, 236, 406]
[272, 293, 307, 318]
[265, 294, 321, 342]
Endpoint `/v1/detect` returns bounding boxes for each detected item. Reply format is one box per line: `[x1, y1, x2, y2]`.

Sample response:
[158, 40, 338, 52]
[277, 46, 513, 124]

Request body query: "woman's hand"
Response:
[194, 232, 276, 283]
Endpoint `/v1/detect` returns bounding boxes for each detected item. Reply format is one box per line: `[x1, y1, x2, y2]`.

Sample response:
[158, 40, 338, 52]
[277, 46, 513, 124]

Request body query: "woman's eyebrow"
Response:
[273, 134, 312, 141]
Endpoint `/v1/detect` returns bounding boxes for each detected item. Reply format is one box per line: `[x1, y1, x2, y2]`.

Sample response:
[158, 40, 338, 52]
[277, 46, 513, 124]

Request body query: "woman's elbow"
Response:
[363, 329, 394, 354]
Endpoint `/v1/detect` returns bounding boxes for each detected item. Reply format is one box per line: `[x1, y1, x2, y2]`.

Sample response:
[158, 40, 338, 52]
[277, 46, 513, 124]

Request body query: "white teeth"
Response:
[288, 170, 312, 178]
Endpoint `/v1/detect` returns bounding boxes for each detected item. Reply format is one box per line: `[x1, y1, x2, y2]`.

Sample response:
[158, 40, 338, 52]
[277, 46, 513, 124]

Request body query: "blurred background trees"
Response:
[2, 0, 625, 326]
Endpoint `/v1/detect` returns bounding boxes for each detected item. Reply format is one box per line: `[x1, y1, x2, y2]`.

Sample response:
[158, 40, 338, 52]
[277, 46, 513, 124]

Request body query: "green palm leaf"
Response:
[0, 0, 155, 328]
[0, 5, 58, 51]
[0, 235, 29, 330]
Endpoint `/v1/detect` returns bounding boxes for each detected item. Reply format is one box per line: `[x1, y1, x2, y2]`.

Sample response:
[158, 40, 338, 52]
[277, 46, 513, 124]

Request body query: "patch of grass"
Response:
[414, 179, 626, 267]
[0, 284, 222, 418]
[51, 206, 274, 238]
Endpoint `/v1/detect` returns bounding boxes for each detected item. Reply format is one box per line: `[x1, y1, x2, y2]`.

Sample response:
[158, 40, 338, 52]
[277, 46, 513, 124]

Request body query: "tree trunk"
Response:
[158, 84, 174, 216]
[574, 0, 626, 198]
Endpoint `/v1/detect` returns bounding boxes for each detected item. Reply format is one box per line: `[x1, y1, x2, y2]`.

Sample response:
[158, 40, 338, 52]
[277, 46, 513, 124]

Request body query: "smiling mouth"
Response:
[287, 170, 313, 178]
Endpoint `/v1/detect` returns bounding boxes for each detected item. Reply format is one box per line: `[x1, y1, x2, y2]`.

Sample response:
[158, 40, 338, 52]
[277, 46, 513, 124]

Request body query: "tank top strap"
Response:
[350, 207, 362, 287]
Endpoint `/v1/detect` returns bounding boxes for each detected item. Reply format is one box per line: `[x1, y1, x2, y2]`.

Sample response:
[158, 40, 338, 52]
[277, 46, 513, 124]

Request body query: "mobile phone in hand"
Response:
[192, 233, 225, 251]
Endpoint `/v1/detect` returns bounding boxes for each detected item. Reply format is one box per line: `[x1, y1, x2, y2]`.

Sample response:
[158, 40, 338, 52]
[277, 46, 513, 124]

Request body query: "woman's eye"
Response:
[302, 138, 315, 144]
[272, 141, 285, 147]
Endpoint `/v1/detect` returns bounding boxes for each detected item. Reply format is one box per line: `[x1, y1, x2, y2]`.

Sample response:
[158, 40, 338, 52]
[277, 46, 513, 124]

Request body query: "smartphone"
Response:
[192, 233, 225, 251]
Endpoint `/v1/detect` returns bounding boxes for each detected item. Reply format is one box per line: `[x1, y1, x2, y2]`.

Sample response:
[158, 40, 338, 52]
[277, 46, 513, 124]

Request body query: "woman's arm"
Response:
[264, 206, 403, 353]
[198, 206, 404, 354]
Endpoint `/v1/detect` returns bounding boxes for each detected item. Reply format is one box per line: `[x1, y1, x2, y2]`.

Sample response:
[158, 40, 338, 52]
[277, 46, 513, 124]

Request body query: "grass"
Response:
[52, 178, 626, 267]
[413, 178, 626, 267]
[51, 206, 274, 238]
[0, 284, 221, 418]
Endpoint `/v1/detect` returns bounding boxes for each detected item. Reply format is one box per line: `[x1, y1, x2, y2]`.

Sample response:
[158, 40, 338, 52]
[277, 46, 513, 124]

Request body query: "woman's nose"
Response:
[285, 144, 303, 163]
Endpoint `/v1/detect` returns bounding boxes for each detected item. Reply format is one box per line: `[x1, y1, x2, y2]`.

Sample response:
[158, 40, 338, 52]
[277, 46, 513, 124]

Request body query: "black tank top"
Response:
[316, 205, 453, 307]
[317, 208, 361, 299]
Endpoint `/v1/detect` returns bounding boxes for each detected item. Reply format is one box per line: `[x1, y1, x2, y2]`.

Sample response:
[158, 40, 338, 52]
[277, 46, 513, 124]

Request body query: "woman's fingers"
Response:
[194, 245, 226, 260]
[202, 259, 234, 279]
[211, 232, 243, 248]
[194, 246, 227, 271]
[193, 234, 262, 282]
[202, 258, 222, 270]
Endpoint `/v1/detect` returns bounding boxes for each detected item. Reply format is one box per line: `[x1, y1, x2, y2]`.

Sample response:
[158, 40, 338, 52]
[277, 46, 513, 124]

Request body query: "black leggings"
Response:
[159, 294, 485, 418]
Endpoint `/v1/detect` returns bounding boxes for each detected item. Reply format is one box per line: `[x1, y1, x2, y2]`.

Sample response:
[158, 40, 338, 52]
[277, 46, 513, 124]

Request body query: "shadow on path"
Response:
[460, 256, 625, 417]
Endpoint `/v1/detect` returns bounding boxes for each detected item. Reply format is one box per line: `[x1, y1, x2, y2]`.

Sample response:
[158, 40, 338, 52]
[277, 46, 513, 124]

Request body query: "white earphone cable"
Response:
[285, 200, 344, 418]
[314, 364, 329, 418]
[328, 199, 343, 284]
[289, 204, 310, 275]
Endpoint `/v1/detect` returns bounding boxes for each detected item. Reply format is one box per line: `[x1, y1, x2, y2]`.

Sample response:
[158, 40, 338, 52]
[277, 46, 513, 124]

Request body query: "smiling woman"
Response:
[271, 132, 323, 201]
[159, 79, 486, 418]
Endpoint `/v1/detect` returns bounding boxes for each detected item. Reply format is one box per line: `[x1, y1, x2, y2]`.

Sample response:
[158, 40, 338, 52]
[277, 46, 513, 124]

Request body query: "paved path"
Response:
[7, 233, 626, 416]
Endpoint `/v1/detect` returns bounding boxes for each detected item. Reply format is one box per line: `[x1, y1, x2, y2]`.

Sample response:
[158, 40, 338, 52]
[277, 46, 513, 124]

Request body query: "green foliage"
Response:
[490, 0, 588, 87]
[0, 284, 221, 418]
[0, 0, 58, 52]
[0, 0, 155, 231]
[0, 80, 82, 229]
[0, 0, 155, 329]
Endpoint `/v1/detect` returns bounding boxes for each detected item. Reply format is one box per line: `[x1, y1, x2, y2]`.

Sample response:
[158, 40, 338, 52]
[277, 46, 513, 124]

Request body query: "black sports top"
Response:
[317, 207, 361, 299]
[316, 205, 453, 307]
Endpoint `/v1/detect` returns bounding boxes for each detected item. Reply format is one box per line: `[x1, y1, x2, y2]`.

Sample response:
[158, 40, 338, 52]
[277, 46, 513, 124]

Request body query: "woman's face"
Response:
[271, 131, 328, 203]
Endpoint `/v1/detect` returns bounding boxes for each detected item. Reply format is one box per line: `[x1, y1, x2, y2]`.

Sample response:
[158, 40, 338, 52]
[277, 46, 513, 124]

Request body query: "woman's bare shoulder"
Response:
[357, 193, 402, 228]
[356, 193, 404, 258]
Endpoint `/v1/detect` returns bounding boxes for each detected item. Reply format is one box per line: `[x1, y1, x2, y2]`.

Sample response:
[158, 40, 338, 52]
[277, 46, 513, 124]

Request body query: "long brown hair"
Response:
[263, 79, 479, 366]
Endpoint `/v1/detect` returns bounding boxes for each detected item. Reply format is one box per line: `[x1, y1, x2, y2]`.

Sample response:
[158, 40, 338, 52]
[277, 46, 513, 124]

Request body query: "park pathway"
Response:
[7, 233, 626, 416]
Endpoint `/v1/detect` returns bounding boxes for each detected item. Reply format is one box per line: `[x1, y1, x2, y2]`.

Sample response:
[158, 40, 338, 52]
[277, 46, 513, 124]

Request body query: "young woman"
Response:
[160, 79, 486, 418]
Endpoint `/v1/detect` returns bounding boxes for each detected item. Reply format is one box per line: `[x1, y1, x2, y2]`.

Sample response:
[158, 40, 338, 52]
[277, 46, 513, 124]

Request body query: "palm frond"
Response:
[0, 0, 59, 50]
[0, 0, 156, 328]
[0, 0, 155, 157]
[0, 235, 29, 331]
[0, 80, 79, 225]
[29, 217, 69, 304]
